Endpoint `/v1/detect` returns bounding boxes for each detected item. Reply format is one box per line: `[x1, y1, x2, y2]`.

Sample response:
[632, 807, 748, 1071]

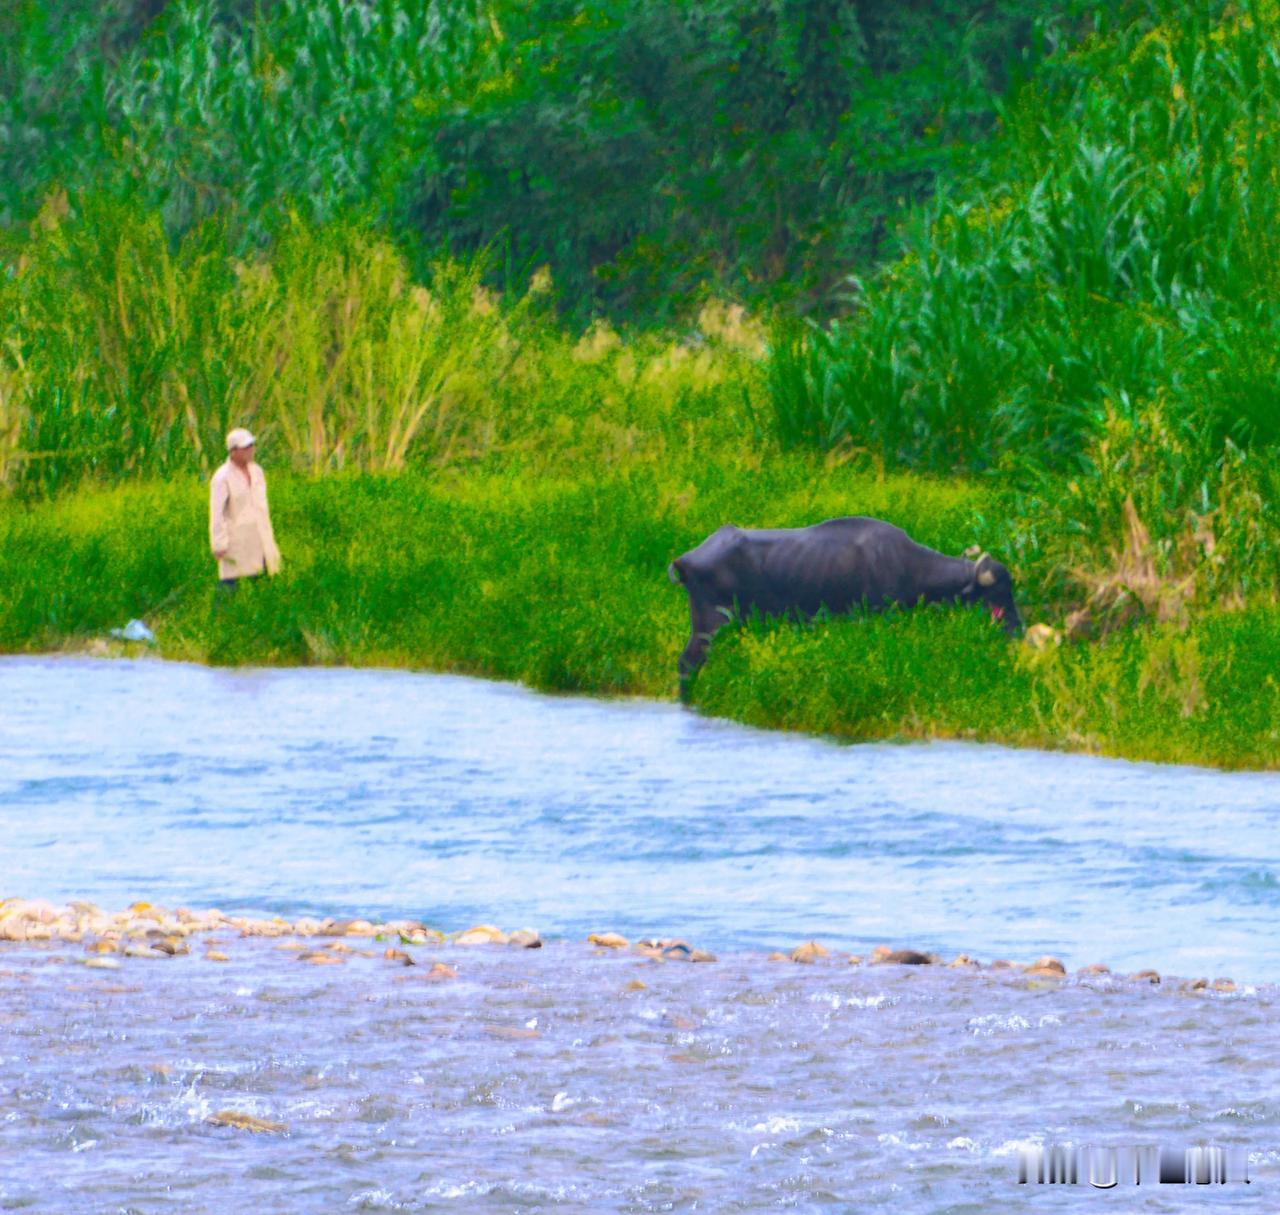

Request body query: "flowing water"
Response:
[2, 656, 1278, 1211]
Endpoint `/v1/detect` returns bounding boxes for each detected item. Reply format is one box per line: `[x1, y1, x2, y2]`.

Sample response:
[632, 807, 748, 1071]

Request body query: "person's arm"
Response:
[209, 470, 230, 559]
[256, 467, 282, 573]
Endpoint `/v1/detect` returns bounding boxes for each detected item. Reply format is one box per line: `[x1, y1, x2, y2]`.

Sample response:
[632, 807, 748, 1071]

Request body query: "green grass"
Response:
[2, 470, 1276, 769]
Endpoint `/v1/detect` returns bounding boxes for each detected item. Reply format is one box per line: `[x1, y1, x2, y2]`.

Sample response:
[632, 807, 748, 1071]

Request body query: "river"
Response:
[1, 656, 1277, 1210]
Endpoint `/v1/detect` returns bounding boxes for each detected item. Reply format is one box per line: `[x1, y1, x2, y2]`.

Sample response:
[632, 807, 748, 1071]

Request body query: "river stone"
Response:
[456, 925, 508, 946]
[507, 929, 542, 949]
[588, 932, 629, 949]
[1077, 963, 1110, 975]
[948, 954, 978, 968]
[1212, 978, 1236, 993]
[383, 948, 415, 966]
[790, 941, 829, 964]
[1130, 969, 1161, 984]
[426, 962, 457, 981]
[207, 1110, 287, 1134]
[205, 950, 230, 962]
[123, 944, 167, 959]
[299, 951, 344, 965]
[873, 948, 931, 966]
[1025, 956, 1066, 978]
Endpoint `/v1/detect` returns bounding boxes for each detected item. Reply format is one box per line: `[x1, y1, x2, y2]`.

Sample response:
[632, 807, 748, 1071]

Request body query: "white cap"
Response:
[226, 427, 256, 451]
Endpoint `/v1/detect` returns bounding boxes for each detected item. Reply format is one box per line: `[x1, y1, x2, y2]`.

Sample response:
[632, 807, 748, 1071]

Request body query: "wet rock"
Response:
[324, 941, 353, 954]
[299, 951, 344, 965]
[790, 941, 829, 964]
[1183, 978, 1209, 992]
[398, 929, 441, 946]
[1077, 963, 1111, 976]
[455, 925, 509, 946]
[383, 948, 415, 967]
[622, 979, 647, 992]
[845, 955, 864, 966]
[767, 952, 790, 963]
[154, 937, 190, 957]
[1212, 978, 1236, 993]
[85, 941, 118, 955]
[123, 944, 167, 960]
[1025, 956, 1066, 978]
[205, 950, 230, 962]
[588, 932, 629, 949]
[426, 962, 457, 981]
[988, 959, 1017, 970]
[207, 1110, 287, 1134]
[275, 941, 307, 952]
[656, 941, 715, 963]
[1129, 969, 1161, 985]
[872, 947, 932, 966]
[82, 957, 122, 970]
[507, 929, 542, 949]
[948, 954, 978, 969]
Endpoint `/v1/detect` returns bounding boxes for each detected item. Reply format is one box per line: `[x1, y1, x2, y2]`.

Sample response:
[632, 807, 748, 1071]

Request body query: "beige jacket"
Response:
[209, 460, 281, 580]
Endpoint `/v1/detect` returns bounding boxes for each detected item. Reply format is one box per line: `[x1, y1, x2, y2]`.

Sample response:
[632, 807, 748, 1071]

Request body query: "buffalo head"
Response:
[966, 552, 1022, 635]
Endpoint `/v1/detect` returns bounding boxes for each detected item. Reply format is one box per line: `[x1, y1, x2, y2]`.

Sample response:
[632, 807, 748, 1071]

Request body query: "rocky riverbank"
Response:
[0, 897, 1248, 996]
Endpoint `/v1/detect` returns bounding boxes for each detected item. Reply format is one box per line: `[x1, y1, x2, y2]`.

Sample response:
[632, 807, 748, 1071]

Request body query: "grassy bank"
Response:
[3, 471, 1276, 770]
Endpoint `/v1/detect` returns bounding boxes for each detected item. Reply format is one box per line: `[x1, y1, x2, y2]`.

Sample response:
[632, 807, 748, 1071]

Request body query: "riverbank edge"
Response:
[0, 897, 1256, 996]
[4, 473, 1278, 771]
[23, 623, 1280, 775]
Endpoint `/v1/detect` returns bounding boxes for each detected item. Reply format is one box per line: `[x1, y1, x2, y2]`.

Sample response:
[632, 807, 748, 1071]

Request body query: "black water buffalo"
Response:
[668, 516, 1022, 683]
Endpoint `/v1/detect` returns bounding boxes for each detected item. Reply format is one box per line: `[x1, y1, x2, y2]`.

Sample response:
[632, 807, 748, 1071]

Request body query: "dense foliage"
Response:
[1, 0, 1072, 315]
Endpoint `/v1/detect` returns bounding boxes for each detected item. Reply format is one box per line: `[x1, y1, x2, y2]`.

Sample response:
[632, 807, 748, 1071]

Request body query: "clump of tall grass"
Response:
[765, 1, 1280, 622]
[0, 194, 762, 494]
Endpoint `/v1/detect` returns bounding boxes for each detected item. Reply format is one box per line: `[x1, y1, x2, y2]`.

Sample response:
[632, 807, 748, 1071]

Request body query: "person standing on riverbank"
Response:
[209, 428, 281, 593]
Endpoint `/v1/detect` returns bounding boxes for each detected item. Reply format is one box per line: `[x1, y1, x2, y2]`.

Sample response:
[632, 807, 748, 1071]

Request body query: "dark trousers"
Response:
[215, 572, 263, 599]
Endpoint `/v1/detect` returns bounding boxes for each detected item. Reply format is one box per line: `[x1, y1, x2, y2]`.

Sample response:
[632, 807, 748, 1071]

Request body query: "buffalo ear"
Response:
[668, 560, 684, 585]
[974, 553, 997, 587]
